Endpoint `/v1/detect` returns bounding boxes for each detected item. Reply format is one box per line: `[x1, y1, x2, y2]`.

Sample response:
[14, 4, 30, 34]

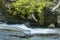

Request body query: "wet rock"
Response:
[48, 23, 55, 28]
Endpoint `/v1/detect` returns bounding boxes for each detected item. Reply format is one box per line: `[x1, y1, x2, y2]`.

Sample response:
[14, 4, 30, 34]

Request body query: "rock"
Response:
[48, 23, 55, 28]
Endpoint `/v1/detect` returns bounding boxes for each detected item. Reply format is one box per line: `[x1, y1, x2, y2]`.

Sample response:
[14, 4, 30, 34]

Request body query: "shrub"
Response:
[2, 0, 56, 26]
[6, 0, 46, 24]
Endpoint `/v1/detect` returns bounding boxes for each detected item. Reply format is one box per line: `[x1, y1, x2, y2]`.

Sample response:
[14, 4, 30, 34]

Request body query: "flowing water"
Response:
[0, 29, 60, 40]
[0, 24, 60, 40]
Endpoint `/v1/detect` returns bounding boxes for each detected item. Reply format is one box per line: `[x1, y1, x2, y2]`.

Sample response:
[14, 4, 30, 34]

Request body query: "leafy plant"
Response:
[6, 0, 47, 26]
[6, 0, 46, 23]
[2, 0, 56, 26]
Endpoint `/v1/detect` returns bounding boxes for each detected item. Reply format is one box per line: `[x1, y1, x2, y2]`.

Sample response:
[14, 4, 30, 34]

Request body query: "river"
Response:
[0, 24, 60, 40]
[0, 29, 60, 40]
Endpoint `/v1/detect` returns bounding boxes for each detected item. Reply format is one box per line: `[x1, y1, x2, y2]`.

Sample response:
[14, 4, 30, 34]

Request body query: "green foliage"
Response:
[0, 0, 4, 9]
[0, 0, 56, 26]
[44, 15, 56, 26]
[36, 1, 46, 25]
[6, 0, 46, 23]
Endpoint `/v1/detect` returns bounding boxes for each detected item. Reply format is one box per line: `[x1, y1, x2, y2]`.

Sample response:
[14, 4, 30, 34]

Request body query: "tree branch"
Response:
[52, 0, 60, 11]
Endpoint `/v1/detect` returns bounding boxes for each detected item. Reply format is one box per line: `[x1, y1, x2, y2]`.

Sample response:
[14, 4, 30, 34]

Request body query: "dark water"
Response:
[0, 30, 60, 40]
